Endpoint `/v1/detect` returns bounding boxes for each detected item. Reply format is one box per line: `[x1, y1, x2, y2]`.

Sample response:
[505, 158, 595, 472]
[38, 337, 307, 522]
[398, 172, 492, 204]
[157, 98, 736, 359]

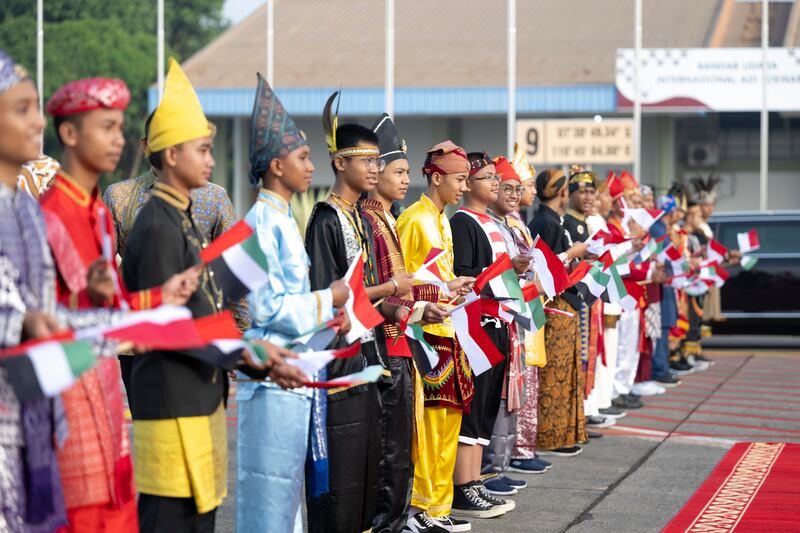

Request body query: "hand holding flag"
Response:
[200, 220, 270, 300]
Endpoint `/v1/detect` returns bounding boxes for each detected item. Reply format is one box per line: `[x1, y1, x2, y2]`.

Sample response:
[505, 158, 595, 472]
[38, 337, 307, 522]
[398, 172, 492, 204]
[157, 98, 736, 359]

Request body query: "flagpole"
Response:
[266, 0, 274, 85]
[385, 0, 395, 117]
[36, 0, 44, 113]
[759, 0, 769, 211]
[633, 0, 642, 181]
[506, 0, 517, 159]
[157, 0, 165, 101]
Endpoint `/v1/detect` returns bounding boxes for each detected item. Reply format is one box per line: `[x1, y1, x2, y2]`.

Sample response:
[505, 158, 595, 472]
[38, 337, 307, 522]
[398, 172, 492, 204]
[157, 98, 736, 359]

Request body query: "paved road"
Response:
[214, 348, 800, 532]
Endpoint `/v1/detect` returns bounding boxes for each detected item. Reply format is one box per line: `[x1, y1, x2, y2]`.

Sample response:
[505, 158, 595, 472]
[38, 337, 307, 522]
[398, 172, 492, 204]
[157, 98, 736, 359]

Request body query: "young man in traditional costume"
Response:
[478, 156, 532, 494]
[122, 59, 295, 532]
[305, 92, 410, 533]
[527, 169, 588, 457]
[0, 48, 68, 533]
[397, 141, 475, 533]
[562, 169, 613, 433]
[235, 75, 349, 533]
[42, 75, 221, 531]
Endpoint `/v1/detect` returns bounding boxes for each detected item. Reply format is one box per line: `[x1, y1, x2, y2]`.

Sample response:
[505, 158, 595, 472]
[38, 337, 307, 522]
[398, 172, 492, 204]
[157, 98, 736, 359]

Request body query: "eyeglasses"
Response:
[470, 174, 501, 183]
[500, 185, 525, 196]
[348, 156, 379, 169]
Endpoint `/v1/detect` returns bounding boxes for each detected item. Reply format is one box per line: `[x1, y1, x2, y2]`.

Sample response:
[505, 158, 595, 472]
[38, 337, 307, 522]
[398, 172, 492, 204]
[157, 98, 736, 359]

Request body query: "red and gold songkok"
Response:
[45, 77, 130, 117]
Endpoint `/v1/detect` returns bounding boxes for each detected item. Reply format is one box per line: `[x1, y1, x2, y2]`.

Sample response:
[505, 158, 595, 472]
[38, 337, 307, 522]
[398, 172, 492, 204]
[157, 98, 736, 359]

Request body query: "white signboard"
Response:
[516, 118, 633, 165]
[616, 48, 800, 111]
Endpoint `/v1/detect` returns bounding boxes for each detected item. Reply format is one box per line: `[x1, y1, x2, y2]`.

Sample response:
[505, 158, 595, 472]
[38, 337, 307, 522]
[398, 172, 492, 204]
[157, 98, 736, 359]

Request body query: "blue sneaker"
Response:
[498, 475, 527, 490]
[508, 459, 547, 474]
[483, 477, 518, 496]
[534, 455, 552, 469]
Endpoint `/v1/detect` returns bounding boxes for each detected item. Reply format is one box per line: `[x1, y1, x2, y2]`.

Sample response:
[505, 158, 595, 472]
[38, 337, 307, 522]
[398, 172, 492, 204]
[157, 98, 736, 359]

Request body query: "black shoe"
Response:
[613, 395, 643, 410]
[538, 445, 582, 457]
[625, 394, 644, 408]
[587, 431, 603, 439]
[430, 515, 472, 532]
[451, 483, 505, 519]
[654, 374, 681, 387]
[695, 354, 715, 365]
[475, 482, 515, 513]
[599, 406, 627, 419]
[406, 512, 450, 533]
[627, 392, 641, 400]
[670, 359, 695, 376]
[586, 415, 614, 428]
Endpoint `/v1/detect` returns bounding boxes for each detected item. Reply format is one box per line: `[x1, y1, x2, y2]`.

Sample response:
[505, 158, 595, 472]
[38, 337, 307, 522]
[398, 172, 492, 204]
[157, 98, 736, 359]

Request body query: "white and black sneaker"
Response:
[431, 514, 472, 532]
[450, 483, 505, 519]
[405, 512, 449, 533]
[475, 482, 515, 513]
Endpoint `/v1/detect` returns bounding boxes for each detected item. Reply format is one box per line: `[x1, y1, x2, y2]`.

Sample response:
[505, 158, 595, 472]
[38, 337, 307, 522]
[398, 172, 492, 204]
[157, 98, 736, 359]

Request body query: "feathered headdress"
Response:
[689, 172, 721, 205]
[322, 90, 380, 159]
[511, 143, 535, 181]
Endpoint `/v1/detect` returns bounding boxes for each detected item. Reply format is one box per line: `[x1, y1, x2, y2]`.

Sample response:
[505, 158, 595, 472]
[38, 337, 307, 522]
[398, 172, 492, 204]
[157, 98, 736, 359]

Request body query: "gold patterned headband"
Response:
[333, 146, 380, 158]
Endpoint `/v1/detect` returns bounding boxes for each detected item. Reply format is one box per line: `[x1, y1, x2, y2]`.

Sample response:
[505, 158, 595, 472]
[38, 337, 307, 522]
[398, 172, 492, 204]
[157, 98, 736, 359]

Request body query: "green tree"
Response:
[0, 0, 228, 181]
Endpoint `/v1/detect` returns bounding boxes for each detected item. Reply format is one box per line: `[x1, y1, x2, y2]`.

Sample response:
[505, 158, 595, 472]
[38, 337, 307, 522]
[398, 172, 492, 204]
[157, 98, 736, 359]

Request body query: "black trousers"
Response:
[372, 356, 414, 533]
[138, 494, 215, 533]
[307, 383, 382, 533]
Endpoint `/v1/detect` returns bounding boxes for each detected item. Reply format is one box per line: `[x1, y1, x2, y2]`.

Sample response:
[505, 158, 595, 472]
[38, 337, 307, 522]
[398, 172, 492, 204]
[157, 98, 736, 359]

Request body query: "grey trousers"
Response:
[481, 400, 518, 475]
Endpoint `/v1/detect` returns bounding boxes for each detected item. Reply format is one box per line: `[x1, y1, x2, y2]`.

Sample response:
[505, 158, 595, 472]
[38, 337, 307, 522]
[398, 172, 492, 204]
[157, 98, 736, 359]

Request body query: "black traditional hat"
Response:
[249, 73, 307, 185]
[371, 113, 407, 168]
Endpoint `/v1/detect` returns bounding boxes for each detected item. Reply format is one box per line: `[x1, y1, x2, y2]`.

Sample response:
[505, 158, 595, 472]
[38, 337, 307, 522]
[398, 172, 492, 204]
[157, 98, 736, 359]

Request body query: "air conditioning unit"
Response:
[687, 143, 719, 167]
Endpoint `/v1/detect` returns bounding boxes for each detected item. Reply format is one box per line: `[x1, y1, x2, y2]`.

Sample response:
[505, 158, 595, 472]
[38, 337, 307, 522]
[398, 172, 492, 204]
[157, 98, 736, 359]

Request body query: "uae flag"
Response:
[737, 229, 760, 253]
[480, 298, 519, 325]
[604, 265, 639, 312]
[520, 283, 547, 332]
[201, 220, 270, 300]
[304, 365, 384, 389]
[741, 255, 758, 271]
[707, 239, 728, 264]
[451, 299, 506, 376]
[623, 207, 664, 231]
[571, 263, 611, 306]
[286, 312, 346, 351]
[403, 321, 441, 375]
[529, 236, 570, 298]
[286, 342, 362, 377]
[0, 340, 96, 402]
[638, 235, 667, 262]
[413, 247, 451, 295]
[473, 253, 525, 307]
[343, 255, 385, 344]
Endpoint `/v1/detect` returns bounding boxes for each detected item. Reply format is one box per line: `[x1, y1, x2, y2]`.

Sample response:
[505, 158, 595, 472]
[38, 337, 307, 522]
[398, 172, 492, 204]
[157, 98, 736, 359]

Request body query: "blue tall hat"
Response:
[249, 73, 307, 186]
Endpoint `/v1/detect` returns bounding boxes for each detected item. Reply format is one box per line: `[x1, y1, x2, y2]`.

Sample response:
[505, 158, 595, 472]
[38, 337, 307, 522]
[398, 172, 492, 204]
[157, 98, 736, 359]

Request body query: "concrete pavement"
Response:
[217, 349, 800, 532]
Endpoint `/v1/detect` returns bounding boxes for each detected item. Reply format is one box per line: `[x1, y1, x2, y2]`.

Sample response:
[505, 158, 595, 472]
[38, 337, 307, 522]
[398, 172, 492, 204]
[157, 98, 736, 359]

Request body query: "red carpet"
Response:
[663, 442, 800, 532]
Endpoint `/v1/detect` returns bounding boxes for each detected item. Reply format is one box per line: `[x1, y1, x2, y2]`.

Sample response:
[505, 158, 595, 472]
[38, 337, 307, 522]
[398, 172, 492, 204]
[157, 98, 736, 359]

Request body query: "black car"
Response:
[708, 210, 800, 335]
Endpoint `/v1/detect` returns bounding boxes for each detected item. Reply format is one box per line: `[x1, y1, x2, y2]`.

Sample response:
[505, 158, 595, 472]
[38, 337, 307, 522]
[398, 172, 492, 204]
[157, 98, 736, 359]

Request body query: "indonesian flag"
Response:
[75, 305, 192, 343]
[304, 365, 384, 389]
[707, 239, 728, 264]
[286, 342, 361, 376]
[413, 247, 451, 295]
[343, 255, 385, 344]
[622, 208, 664, 231]
[585, 229, 628, 256]
[737, 229, 760, 253]
[473, 253, 525, 308]
[201, 220, 270, 300]
[451, 299, 506, 376]
[529, 236, 570, 298]
[0, 339, 96, 402]
[285, 312, 346, 352]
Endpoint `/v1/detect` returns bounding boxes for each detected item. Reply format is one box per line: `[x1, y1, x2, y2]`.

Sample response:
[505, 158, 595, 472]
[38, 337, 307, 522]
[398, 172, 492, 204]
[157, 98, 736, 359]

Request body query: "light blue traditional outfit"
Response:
[236, 74, 334, 533]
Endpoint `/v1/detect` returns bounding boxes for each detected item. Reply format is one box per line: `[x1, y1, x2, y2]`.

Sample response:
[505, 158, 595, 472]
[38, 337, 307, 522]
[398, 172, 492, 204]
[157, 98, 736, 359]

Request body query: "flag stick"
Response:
[373, 297, 386, 308]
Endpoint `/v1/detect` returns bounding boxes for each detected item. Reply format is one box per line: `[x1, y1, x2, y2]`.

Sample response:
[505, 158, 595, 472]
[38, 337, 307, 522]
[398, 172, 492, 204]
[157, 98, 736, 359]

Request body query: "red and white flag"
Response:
[585, 229, 628, 256]
[622, 207, 664, 231]
[286, 342, 361, 376]
[529, 236, 570, 299]
[450, 299, 505, 376]
[737, 229, 760, 253]
[343, 255, 385, 343]
[706, 239, 728, 264]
